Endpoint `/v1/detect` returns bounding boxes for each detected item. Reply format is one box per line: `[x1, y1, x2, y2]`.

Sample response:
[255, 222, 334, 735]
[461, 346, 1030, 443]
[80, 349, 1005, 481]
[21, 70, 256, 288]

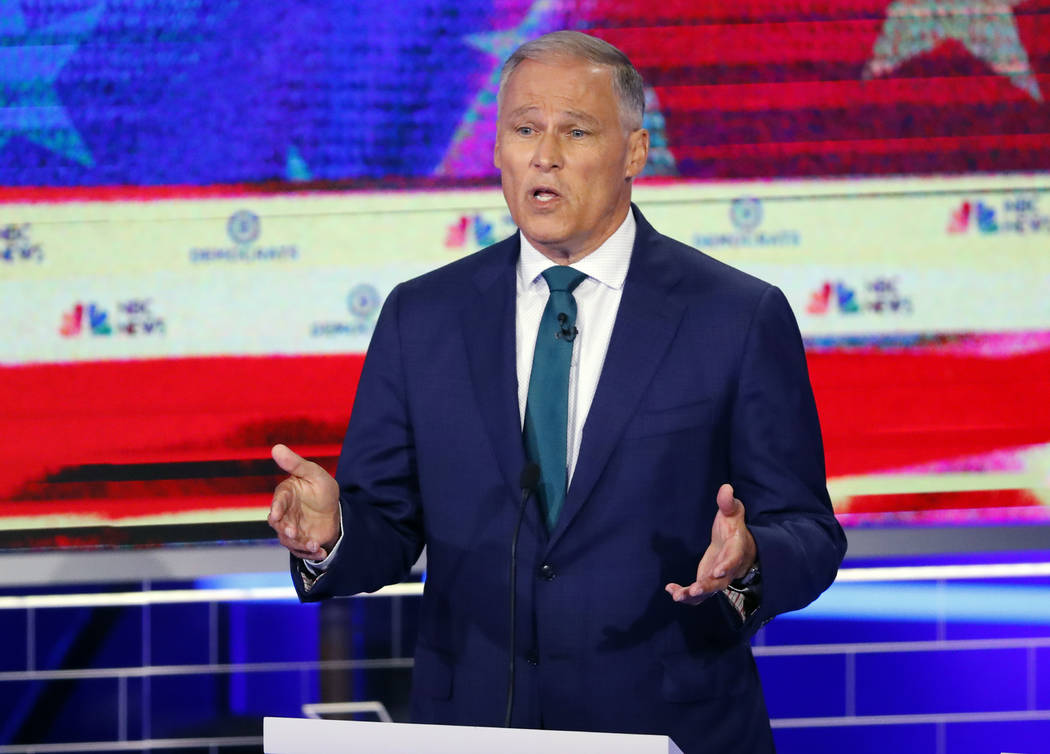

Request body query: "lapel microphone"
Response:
[506, 462, 540, 727]
[556, 312, 578, 342]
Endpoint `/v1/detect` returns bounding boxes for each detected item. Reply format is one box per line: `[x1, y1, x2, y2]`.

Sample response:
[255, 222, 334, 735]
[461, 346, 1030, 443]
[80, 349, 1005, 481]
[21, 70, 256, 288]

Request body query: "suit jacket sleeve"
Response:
[290, 284, 426, 600]
[730, 285, 847, 630]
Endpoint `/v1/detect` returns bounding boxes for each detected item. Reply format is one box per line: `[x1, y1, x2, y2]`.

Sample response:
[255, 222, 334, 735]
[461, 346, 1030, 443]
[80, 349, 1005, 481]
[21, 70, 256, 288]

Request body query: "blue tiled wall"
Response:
[1, 576, 1048, 753]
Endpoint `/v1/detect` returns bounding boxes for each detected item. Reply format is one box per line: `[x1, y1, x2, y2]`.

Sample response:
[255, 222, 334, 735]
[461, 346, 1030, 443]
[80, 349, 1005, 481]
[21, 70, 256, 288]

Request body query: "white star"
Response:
[434, 0, 562, 177]
[0, 0, 104, 165]
[863, 0, 1041, 101]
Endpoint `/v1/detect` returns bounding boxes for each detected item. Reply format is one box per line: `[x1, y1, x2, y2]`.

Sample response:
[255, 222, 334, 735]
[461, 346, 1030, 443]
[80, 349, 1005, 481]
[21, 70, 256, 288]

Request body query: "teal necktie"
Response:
[523, 266, 587, 530]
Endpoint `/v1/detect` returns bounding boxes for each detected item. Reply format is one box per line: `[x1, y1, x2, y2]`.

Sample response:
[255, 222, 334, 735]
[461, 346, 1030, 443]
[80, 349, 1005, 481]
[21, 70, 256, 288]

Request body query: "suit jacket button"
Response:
[538, 563, 555, 580]
[526, 649, 539, 666]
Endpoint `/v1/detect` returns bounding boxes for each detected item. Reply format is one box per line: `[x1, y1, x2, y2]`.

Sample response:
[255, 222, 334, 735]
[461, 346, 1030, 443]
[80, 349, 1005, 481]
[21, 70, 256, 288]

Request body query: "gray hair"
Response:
[497, 30, 646, 130]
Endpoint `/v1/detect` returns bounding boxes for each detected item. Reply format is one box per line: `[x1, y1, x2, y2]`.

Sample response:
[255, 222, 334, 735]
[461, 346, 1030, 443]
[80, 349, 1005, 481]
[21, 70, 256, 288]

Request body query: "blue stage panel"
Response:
[147, 674, 222, 739]
[228, 668, 318, 718]
[0, 612, 26, 672]
[761, 614, 940, 646]
[33, 605, 143, 670]
[149, 602, 212, 666]
[1038, 647, 1050, 710]
[773, 722, 937, 754]
[5, 677, 120, 744]
[227, 601, 319, 664]
[944, 719, 1050, 754]
[855, 648, 1028, 715]
[755, 653, 847, 719]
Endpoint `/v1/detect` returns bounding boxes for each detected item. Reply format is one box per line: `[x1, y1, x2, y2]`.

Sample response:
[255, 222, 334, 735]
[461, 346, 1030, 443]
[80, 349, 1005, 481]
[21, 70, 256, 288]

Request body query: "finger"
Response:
[666, 581, 714, 605]
[272, 443, 310, 477]
[284, 533, 326, 560]
[289, 547, 323, 561]
[697, 546, 739, 590]
[274, 519, 299, 543]
[697, 541, 725, 581]
[276, 529, 322, 560]
[716, 483, 741, 517]
[665, 582, 689, 602]
[712, 540, 745, 582]
[267, 500, 292, 535]
[268, 487, 291, 524]
[290, 544, 327, 561]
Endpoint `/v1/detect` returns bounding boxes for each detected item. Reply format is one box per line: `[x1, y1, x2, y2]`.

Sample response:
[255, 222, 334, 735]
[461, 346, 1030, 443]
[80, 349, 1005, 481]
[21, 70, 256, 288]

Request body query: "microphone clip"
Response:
[556, 312, 578, 342]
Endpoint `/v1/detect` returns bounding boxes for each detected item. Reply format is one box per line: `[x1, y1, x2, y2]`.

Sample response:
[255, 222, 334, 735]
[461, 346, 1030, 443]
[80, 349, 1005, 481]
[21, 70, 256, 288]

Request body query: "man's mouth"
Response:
[531, 187, 560, 203]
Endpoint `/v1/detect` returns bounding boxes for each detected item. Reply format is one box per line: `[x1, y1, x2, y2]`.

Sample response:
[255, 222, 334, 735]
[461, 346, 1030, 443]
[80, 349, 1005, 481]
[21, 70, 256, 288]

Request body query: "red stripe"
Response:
[597, 22, 885, 67]
[590, 0, 895, 25]
[0, 182, 308, 204]
[670, 131, 1050, 160]
[2, 345, 1049, 527]
[0, 179, 505, 203]
[656, 74, 1050, 112]
[809, 348, 1050, 477]
[0, 494, 270, 521]
[0, 356, 364, 500]
[843, 489, 1044, 516]
[588, 0, 1050, 47]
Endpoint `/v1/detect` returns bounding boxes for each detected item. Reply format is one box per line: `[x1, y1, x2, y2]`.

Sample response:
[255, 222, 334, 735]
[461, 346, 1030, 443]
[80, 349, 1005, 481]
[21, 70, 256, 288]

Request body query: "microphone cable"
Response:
[505, 462, 540, 727]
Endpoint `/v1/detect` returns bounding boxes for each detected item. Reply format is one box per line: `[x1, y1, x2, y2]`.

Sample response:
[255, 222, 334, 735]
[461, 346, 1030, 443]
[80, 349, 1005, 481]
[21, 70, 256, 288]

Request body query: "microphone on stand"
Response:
[505, 462, 540, 728]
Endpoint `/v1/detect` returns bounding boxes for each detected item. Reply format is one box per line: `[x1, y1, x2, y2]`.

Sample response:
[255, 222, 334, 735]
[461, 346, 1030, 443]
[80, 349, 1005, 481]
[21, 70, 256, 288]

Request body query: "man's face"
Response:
[494, 56, 648, 263]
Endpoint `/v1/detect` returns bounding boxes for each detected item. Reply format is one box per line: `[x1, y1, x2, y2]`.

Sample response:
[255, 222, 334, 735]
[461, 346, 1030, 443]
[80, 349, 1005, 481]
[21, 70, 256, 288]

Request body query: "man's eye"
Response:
[517, 126, 534, 136]
[570, 129, 587, 138]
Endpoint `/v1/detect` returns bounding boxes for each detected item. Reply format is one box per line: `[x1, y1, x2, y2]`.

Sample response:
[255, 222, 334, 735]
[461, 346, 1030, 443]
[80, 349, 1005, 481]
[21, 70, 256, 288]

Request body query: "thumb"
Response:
[716, 483, 741, 517]
[272, 444, 309, 477]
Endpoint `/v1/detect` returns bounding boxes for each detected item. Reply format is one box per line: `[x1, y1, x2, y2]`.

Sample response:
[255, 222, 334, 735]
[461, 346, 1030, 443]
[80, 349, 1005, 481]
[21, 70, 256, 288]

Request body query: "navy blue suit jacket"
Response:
[293, 206, 846, 753]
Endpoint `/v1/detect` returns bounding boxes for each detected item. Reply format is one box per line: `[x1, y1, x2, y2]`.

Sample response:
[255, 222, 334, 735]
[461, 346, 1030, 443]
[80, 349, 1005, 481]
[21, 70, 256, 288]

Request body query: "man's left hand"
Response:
[665, 483, 757, 605]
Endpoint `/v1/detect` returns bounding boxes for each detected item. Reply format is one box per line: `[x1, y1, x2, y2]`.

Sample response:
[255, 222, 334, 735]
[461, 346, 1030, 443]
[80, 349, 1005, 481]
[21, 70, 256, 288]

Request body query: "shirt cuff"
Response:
[723, 587, 747, 621]
[723, 584, 762, 623]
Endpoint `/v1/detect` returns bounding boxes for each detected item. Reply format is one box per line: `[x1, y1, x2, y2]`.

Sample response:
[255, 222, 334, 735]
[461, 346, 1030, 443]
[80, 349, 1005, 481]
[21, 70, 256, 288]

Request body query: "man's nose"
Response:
[531, 131, 562, 171]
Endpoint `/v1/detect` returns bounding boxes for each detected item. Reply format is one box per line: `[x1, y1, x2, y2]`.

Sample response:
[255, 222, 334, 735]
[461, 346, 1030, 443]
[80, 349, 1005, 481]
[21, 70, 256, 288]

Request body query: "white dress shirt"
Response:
[516, 210, 636, 485]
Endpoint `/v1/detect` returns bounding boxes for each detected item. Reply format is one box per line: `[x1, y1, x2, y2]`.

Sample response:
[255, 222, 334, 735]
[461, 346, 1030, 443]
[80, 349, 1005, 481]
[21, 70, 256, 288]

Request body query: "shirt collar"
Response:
[517, 208, 636, 292]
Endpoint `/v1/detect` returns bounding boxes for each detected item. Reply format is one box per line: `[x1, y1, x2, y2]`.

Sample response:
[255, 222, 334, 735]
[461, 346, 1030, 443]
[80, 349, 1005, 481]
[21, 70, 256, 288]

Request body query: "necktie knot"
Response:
[541, 266, 587, 293]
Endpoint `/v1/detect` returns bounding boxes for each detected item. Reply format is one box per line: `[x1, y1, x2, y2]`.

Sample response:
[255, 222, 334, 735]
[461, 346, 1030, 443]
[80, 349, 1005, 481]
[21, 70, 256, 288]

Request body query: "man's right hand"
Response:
[268, 444, 341, 561]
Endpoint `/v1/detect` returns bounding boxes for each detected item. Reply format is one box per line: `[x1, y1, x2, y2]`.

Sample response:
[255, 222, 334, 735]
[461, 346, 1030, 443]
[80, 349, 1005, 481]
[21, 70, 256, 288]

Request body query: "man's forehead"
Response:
[503, 103, 603, 125]
[508, 56, 609, 86]
[499, 58, 616, 119]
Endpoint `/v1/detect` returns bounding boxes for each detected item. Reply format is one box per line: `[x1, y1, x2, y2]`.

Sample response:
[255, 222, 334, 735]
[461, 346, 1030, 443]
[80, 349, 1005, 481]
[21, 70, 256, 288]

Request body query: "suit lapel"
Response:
[459, 237, 534, 524]
[546, 208, 686, 551]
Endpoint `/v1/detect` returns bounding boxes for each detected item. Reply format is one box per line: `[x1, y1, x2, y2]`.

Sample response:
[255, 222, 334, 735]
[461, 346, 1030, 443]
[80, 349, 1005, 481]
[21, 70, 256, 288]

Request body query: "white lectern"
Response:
[264, 716, 684, 754]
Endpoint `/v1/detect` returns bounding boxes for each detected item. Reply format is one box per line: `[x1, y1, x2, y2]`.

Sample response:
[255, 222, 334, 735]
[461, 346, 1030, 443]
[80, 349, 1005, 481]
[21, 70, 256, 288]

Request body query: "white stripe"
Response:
[0, 581, 424, 610]
[4, 561, 1050, 609]
[827, 471, 1044, 498]
[836, 562, 1050, 582]
[770, 709, 1050, 728]
[0, 507, 270, 531]
[0, 657, 413, 683]
[752, 636, 1050, 657]
[0, 737, 262, 753]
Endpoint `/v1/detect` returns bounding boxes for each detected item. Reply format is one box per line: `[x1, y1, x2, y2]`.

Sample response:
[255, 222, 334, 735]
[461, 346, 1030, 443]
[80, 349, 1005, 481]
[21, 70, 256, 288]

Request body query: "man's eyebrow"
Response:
[505, 105, 540, 120]
[562, 110, 601, 127]
[503, 106, 602, 127]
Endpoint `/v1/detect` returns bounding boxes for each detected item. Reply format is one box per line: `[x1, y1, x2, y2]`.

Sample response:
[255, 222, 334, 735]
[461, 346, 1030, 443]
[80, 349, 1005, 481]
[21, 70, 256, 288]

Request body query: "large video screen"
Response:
[1, 0, 1048, 554]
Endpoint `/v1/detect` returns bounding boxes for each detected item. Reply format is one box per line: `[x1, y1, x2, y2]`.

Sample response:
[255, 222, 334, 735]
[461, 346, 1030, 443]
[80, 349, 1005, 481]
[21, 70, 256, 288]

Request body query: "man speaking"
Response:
[268, 31, 846, 754]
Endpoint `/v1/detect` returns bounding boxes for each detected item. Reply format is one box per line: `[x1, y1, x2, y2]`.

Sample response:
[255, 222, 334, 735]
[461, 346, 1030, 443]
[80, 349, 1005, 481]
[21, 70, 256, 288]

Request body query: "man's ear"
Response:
[493, 134, 502, 170]
[625, 128, 649, 179]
